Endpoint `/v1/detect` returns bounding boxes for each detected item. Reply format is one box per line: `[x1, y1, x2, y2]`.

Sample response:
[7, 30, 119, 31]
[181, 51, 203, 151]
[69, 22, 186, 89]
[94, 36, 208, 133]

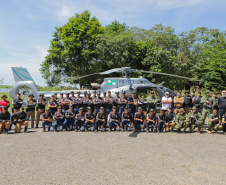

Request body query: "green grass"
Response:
[0, 92, 13, 110]
[0, 85, 13, 89]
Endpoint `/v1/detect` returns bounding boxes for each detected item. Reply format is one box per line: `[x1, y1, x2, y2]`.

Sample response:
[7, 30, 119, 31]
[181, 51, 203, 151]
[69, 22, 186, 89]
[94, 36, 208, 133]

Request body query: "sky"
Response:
[0, 0, 225, 86]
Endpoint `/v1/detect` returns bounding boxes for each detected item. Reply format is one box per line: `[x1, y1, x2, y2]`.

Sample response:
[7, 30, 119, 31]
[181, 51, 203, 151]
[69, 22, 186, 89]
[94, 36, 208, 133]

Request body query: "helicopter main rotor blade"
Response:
[72, 73, 99, 80]
[137, 70, 201, 82]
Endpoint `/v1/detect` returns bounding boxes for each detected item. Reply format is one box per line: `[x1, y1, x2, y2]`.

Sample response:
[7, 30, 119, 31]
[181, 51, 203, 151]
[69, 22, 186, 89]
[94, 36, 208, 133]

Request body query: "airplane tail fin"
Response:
[9, 67, 40, 101]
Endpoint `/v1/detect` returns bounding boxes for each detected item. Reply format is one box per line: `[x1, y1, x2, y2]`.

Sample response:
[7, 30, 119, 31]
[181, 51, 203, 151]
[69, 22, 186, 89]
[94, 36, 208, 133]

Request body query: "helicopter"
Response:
[9, 67, 200, 110]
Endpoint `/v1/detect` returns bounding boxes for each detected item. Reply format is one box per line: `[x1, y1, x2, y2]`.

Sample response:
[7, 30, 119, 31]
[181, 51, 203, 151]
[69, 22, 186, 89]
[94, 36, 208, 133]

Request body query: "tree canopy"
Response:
[41, 10, 226, 91]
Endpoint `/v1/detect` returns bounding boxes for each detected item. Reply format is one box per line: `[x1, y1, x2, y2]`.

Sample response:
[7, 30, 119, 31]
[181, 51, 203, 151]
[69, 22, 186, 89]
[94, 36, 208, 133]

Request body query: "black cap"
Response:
[93, 90, 96, 93]
[177, 91, 181, 93]
[113, 106, 117, 109]
[150, 109, 154, 112]
[198, 91, 201, 94]
[60, 93, 63, 95]
[103, 91, 106, 94]
[54, 92, 58, 94]
[87, 92, 91, 95]
[213, 92, 217, 95]
[58, 106, 62, 109]
[125, 106, 129, 109]
[77, 91, 81, 93]
[192, 90, 195, 93]
[100, 107, 104, 109]
[115, 91, 119, 94]
[87, 107, 92, 110]
[168, 107, 173, 110]
[3, 107, 8, 110]
[185, 91, 190, 94]
[71, 91, 74, 93]
[108, 91, 111, 93]
[79, 107, 83, 110]
[141, 93, 145, 97]
[66, 92, 69, 95]
[97, 91, 101, 95]
[69, 104, 73, 107]
[17, 93, 21, 96]
[1, 94, 7, 98]
[150, 91, 154, 94]
[132, 91, 136, 94]
[20, 107, 24, 110]
[51, 94, 55, 97]
[138, 107, 142, 110]
[122, 91, 125, 94]
[39, 93, 44, 96]
[84, 91, 87, 94]
[29, 94, 34, 97]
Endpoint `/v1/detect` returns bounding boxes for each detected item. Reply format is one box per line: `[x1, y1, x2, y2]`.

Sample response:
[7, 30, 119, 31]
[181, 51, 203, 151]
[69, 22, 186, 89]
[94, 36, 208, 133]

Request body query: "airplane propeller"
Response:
[71, 67, 201, 82]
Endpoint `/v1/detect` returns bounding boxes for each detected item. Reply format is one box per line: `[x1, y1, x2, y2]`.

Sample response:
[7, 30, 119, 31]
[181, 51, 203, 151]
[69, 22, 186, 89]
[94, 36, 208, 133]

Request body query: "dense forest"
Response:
[40, 10, 226, 92]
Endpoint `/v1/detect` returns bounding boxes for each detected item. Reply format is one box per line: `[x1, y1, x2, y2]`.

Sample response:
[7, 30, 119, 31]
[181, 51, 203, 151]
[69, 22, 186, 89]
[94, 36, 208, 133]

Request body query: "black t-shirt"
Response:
[218, 97, 226, 110]
[128, 97, 137, 109]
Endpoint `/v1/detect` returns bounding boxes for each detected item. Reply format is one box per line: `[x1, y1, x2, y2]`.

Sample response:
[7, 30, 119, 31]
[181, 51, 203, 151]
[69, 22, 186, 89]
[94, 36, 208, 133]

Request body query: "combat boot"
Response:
[4, 129, 8, 135]
[24, 127, 28, 133]
[35, 124, 39, 128]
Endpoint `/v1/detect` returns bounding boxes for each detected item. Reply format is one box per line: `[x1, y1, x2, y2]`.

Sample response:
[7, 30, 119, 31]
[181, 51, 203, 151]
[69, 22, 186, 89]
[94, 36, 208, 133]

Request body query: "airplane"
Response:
[9, 67, 200, 110]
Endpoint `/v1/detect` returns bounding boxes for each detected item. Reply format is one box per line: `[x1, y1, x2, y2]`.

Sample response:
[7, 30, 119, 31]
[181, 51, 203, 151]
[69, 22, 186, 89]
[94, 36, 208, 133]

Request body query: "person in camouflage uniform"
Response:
[201, 90, 216, 126]
[147, 91, 158, 112]
[208, 109, 223, 134]
[175, 108, 188, 134]
[186, 106, 203, 134]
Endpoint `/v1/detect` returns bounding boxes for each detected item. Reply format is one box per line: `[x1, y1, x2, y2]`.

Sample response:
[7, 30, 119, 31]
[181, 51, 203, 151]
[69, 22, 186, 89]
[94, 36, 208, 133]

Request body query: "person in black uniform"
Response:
[42, 109, 53, 132]
[95, 107, 107, 132]
[183, 91, 192, 114]
[128, 91, 138, 117]
[157, 108, 166, 133]
[11, 107, 29, 133]
[75, 108, 84, 132]
[134, 107, 146, 132]
[104, 91, 114, 115]
[62, 93, 72, 114]
[0, 107, 11, 134]
[121, 106, 132, 132]
[26, 94, 36, 128]
[119, 91, 127, 116]
[192, 91, 203, 113]
[48, 95, 58, 116]
[108, 106, 120, 132]
[83, 107, 95, 132]
[73, 91, 83, 114]
[12, 93, 23, 113]
[53, 106, 64, 132]
[113, 91, 120, 112]
[63, 104, 75, 131]
[222, 112, 226, 133]
[213, 92, 219, 110]
[92, 91, 103, 116]
[146, 109, 157, 133]
[218, 90, 226, 117]
[164, 107, 176, 132]
[83, 92, 93, 113]
[36, 93, 47, 127]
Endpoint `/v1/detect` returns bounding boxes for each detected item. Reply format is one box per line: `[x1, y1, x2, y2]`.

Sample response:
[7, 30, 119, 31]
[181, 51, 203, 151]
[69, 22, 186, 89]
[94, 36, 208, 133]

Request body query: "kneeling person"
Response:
[208, 109, 223, 134]
[63, 104, 75, 131]
[157, 108, 166, 134]
[121, 106, 132, 132]
[175, 108, 188, 134]
[109, 106, 120, 131]
[222, 112, 226, 134]
[146, 109, 157, 133]
[75, 108, 84, 132]
[187, 106, 203, 133]
[165, 107, 176, 132]
[11, 107, 28, 133]
[134, 107, 146, 132]
[53, 107, 64, 131]
[0, 107, 11, 134]
[95, 107, 107, 132]
[83, 107, 95, 132]
[42, 109, 53, 132]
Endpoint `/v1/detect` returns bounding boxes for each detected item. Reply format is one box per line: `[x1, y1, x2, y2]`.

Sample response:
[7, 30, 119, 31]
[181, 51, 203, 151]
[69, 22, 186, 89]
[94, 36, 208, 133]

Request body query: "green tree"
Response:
[40, 10, 104, 88]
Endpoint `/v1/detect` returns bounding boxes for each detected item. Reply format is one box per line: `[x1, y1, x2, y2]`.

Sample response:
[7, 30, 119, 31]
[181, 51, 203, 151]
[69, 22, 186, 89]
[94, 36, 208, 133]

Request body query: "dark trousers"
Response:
[75, 120, 83, 130]
[95, 120, 106, 131]
[109, 121, 120, 131]
[134, 120, 144, 132]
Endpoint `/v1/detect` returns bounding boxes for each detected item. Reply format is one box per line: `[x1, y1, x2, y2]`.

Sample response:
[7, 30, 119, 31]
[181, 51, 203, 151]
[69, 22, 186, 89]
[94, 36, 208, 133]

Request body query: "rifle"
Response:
[206, 97, 214, 110]
[191, 111, 199, 126]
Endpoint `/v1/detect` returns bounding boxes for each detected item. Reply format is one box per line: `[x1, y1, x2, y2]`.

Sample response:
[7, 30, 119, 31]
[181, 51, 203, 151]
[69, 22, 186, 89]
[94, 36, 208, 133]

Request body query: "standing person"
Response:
[11, 107, 29, 133]
[42, 109, 53, 132]
[201, 91, 216, 126]
[147, 91, 157, 112]
[191, 91, 196, 99]
[121, 106, 132, 132]
[0, 107, 11, 134]
[103, 91, 106, 99]
[70, 91, 76, 100]
[174, 91, 185, 115]
[83, 107, 95, 132]
[0, 94, 10, 112]
[208, 109, 223, 134]
[218, 90, 226, 118]
[57, 93, 64, 107]
[175, 108, 187, 134]
[83, 92, 93, 112]
[134, 107, 146, 132]
[104, 91, 114, 115]
[75, 108, 84, 132]
[63, 104, 75, 131]
[221, 112, 226, 134]
[193, 91, 203, 113]
[165, 107, 176, 132]
[48, 95, 58, 116]
[157, 109, 166, 134]
[186, 106, 203, 134]
[62, 93, 72, 114]
[26, 94, 36, 128]
[92, 91, 103, 116]
[95, 107, 107, 132]
[113, 91, 120, 112]
[161, 92, 172, 112]
[54, 93, 58, 101]
[213, 92, 219, 110]
[119, 91, 127, 115]
[73, 91, 83, 114]
[183, 91, 192, 114]
[92, 90, 97, 98]
[36, 93, 47, 128]
[12, 93, 23, 113]
[146, 109, 157, 133]
[53, 106, 64, 132]
[128, 91, 138, 117]
[83, 91, 87, 99]
[137, 94, 148, 127]
[108, 106, 120, 132]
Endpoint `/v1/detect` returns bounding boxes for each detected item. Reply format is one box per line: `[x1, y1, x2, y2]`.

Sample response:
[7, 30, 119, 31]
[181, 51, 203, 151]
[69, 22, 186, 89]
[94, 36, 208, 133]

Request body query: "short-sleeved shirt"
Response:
[0, 100, 10, 112]
[209, 113, 221, 124]
[85, 112, 95, 120]
[43, 112, 53, 121]
[128, 97, 138, 109]
[54, 111, 64, 120]
[134, 112, 146, 120]
[75, 113, 84, 121]
[13, 98, 23, 109]
[109, 112, 120, 121]
[147, 113, 156, 121]
[161, 96, 172, 110]
[62, 97, 72, 110]
[48, 100, 58, 110]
